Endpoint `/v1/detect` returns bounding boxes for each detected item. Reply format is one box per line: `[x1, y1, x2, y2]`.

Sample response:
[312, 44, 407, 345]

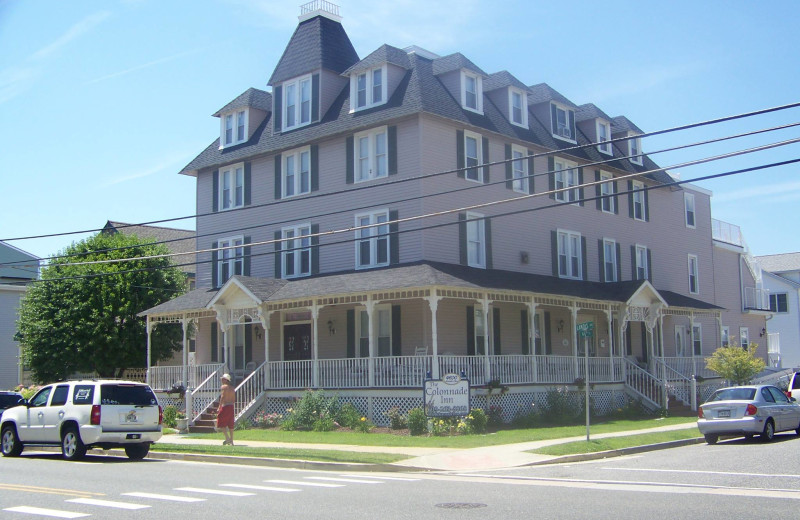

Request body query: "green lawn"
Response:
[152, 443, 406, 464]
[530, 428, 702, 456]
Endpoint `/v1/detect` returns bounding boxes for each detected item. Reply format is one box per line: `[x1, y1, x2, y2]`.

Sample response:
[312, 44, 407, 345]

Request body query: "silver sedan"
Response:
[697, 384, 800, 444]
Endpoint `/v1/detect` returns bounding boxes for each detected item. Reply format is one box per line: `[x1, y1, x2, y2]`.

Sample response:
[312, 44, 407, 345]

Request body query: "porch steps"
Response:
[188, 401, 219, 434]
[667, 395, 696, 417]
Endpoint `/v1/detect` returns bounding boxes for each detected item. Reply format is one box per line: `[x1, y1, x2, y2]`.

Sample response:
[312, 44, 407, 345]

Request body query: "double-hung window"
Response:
[721, 326, 730, 347]
[464, 131, 483, 182]
[283, 75, 312, 131]
[769, 293, 788, 313]
[509, 88, 527, 127]
[600, 172, 615, 213]
[603, 238, 618, 282]
[355, 210, 389, 269]
[552, 103, 574, 141]
[688, 254, 699, 294]
[355, 127, 387, 182]
[685, 193, 696, 228]
[283, 147, 311, 198]
[631, 180, 646, 221]
[351, 65, 386, 111]
[635, 244, 649, 280]
[282, 224, 311, 278]
[692, 324, 702, 356]
[554, 159, 578, 203]
[461, 70, 483, 113]
[629, 136, 643, 165]
[597, 121, 611, 155]
[218, 236, 244, 284]
[511, 145, 528, 193]
[219, 164, 245, 210]
[740, 327, 749, 349]
[466, 211, 486, 268]
[558, 230, 582, 279]
[357, 306, 393, 357]
[221, 110, 247, 147]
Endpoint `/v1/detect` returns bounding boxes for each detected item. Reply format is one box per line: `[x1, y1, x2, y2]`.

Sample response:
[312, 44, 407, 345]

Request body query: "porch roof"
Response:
[138, 287, 218, 317]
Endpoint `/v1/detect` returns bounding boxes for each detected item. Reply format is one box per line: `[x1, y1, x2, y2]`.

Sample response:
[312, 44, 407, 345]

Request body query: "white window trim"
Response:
[684, 192, 696, 229]
[282, 74, 312, 132]
[692, 323, 702, 356]
[632, 180, 646, 221]
[354, 209, 390, 270]
[282, 146, 311, 199]
[350, 65, 388, 112]
[552, 102, 576, 143]
[466, 211, 486, 269]
[554, 158, 579, 203]
[220, 109, 249, 148]
[511, 144, 528, 194]
[721, 326, 730, 347]
[218, 163, 245, 211]
[603, 238, 617, 282]
[629, 135, 643, 165]
[281, 223, 312, 279]
[739, 327, 749, 348]
[217, 235, 244, 284]
[354, 126, 388, 183]
[675, 325, 687, 357]
[463, 130, 483, 183]
[356, 304, 393, 357]
[600, 171, 615, 214]
[460, 70, 483, 114]
[508, 88, 528, 128]
[473, 305, 487, 355]
[596, 120, 612, 155]
[557, 229, 582, 280]
[688, 254, 699, 295]
[635, 244, 649, 280]
[770, 292, 789, 313]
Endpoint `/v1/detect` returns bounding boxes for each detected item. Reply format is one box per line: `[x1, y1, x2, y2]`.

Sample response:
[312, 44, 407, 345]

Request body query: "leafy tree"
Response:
[705, 343, 766, 385]
[17, 232, 186, 382]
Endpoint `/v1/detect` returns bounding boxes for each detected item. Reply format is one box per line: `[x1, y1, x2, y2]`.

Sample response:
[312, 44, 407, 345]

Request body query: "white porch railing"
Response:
[439, 355, 485, 384]
[268, 359, 313, 389]
[624, 358, 664, 409]
[319, 358, 369, 388]
[661, 356, 717, 379]
[744, 286, 770, 311]
[654, 358, 694, 408]
[149, 363, 223, 392]
[188, 364, 224, 422]
[374, 356, 431, 387]
[235, 362, 267, 420]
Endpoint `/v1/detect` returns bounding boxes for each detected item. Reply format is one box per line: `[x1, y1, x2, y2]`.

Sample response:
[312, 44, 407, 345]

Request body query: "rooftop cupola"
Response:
[299, 0, 342, 23]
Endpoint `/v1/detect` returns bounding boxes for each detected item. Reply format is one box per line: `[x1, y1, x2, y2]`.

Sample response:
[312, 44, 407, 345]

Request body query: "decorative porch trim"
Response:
[229, 307, 259, 323]
[265, 299, 314, 311]
[150, 310, 216, 325]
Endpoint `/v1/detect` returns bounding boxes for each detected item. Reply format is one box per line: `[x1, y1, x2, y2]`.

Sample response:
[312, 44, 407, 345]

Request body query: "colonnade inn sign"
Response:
[423, 373, 470, 417]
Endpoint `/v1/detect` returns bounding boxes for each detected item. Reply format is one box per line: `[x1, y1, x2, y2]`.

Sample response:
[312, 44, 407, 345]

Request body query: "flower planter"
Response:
[175, 418, 189, 433]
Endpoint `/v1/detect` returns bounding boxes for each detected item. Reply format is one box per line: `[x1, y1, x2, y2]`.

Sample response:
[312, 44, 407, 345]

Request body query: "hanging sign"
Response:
[423, 373, 470, 417]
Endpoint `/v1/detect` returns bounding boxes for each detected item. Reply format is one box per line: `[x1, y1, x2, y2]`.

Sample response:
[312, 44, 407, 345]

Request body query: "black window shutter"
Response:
[548, 156, 555, 199]
[492, 307, 501, 355]
[388, 126, 398, 175]
[391, 305, 402, 356]
[210, 323, 218, 362]
[505, 144, 513, 190]
[274, 231, 282, 279]
[310, 144, 319, 192]
[647, 248, 653, 283]
[578, 167, 584, 206]
[346, 309, 355, 358]
[311, 223, 320, 275]
[544, 311, 552, 354]
[521, 309, 529, 355]
[631, 245, 637, 280]
[244, 163, 251, 206]
[626, 325, 632, 356]
[598, 239, 605, 283]
[273, 85, 282, 132]
[568, 110, 575, 138]
[274, 154, 282, 199]
[211, 241, 219, 288]
[550, 104, 557, 134]
[595, 170, 602, 211]
[616, 243, 622, 282]
[613, 181, 620, 214]
[245, 323, 252, 363]
[346, 136, 354, 184]
[458, 212, 467, 266]
[527, 150, 535, 194]
[551, 230, 558, 277]
[482, 137, 490, 183]
[243, 236, 251, 276]
[484, 217, 492, 269]
[581, 236, 588, 281]
[311, 73, 319, 122]
[644, 188, 650, 221]
[456, 130, 465, 178]
[466, 306, 475, 356]
[628, 180, 634, 218]
[389, 209, 399, 265]
[212, 170, 219, 212]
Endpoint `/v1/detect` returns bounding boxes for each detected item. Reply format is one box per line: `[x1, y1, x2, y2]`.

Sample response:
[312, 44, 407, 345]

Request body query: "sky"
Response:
[1, 0, 798, 262]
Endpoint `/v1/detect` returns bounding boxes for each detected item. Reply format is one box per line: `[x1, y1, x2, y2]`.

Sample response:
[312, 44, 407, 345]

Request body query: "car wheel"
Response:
[796, 421, 800, 436]
[124, 443, 150, 460]
[761, 419, 775, 442]
[704, 434, 718, 445]
[61, 426, 86, 461]
[1, 425, 23, 457]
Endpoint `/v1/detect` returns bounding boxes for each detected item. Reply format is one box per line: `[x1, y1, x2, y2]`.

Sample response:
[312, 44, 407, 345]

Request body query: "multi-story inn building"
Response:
[142, 2, 768, 425]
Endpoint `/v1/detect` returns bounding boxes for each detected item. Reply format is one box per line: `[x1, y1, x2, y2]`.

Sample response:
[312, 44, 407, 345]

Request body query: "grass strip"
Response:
[529, 429, 702, 456]
[152, 443, 406, 464]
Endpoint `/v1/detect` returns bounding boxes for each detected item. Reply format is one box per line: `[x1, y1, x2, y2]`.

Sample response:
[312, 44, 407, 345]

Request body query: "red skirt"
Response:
[216, 404, 234, 429]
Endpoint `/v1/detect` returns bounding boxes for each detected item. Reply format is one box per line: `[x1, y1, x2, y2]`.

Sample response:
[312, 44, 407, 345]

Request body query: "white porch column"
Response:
[528, 302, 538, 383]
[145, 316, 152, 386]
[482, 296, 491, 383]
[571, 306, 579, 379]
[690, 312, 697, 376]
[365, 300, 376, 387]
[605, 309, 614, 381]
[260, 309, 272, 389]
[181, 317, 189, 388]
[311, 304, 320, 388]
[426, 295, 442, 379]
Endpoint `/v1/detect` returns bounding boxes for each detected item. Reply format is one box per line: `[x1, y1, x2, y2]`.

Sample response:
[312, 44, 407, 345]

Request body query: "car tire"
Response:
[704, 434, 718, 445]
[61, 426, 87, 461]
[760, 419, 775, 442]
[1, 425, 23, 457]
[124, 443, 150, 460]
[795, 421, 800, 436]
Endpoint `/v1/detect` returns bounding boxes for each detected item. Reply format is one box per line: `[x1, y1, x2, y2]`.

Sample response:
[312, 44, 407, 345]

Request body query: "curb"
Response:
[524, 436, 706, 466]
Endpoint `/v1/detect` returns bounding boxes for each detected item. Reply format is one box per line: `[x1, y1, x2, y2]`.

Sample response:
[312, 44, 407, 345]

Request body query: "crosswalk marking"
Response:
[265, 479, 343, 488]
[306, 476, 383, 484]
[3, 506, 89, 518]
[122, 492, 206, 502]
[66, 498, 150, 510]
[339, 475, 420, 481]
[175, 487, 255, 497]
[221, 484, 301, 493]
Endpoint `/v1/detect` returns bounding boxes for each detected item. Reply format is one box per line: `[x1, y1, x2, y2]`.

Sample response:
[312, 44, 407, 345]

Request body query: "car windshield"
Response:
[0, 394, 22, 409]
[709, 388, 756, 401]
[100, 384, 157, 406]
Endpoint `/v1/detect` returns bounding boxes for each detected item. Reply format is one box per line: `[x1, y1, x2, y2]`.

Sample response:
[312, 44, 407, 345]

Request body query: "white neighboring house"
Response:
[0, 241, 39, 390]
[757, 253, 800, 370]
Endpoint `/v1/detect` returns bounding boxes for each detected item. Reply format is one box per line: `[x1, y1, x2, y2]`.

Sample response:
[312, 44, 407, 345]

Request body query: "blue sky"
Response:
[1, 0, 798, 260]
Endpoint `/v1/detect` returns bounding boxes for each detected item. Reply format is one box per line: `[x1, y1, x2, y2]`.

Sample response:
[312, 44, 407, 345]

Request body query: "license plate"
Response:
[718, 410, 731, 418]
[126, 434, 141, 440]
[121, 410, 140, 424]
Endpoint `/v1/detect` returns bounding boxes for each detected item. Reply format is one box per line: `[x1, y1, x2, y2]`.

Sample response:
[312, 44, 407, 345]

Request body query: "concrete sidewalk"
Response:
[153, 421, 702, 472]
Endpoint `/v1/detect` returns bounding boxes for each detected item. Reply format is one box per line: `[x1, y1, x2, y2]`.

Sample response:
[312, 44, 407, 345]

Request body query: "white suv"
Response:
[1, 380, 162, 461]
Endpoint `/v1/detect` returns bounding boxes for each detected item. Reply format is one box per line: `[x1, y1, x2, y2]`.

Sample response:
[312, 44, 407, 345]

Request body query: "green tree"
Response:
[17, 232, 186, 382]
[705, 343, 766, 385]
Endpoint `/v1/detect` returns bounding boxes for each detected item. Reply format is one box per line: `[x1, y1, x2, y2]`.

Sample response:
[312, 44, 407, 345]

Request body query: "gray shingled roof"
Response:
[756, 252, 800, 273]
[138, 287, 217, 316]
[268, 14, 359, 86]
[576, 103, 613, 123]
[103, 221, 195, 274]
[342, 44, 411, 76]
[611, 115, 644, 135]
[432, 52, 488, 77]
[212, 88, 272, 117]
[527, 83, 577, 108]
[484, 70, 530, 93]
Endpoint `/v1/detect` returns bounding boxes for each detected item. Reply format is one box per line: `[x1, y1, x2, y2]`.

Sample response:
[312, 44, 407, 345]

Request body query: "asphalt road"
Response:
[1, 433, 799, 519]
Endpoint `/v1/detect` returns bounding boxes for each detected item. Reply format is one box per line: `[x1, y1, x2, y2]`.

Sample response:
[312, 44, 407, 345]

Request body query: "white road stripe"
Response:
[66, 498, 149, 510]
[122, 492, 206, 502]
[306, 476, 383, 484]
[3, 506, 89, 518]
[175, 487, 255, 496]
[265, 479, 343, 488]
[221, 484, 301, 493]
[338, 475, 420, 481]
[602, 467, 800, 479]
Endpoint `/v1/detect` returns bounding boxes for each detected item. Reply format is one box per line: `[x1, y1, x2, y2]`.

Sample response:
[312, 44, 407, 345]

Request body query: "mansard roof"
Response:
[342, 44, 411, 76]
[528, 83, 577, 108]
[432, 52, 487, 77]
[268, 14, 359, 86]
[576, 103, 613, 123]
[611, 115, 645, 135]
[484, 70, 530, 93]
[212, 88, 272, 117]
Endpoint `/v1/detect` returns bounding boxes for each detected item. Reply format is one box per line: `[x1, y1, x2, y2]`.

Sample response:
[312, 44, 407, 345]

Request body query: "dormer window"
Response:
[220, 109, 248, 147]
[283, 75, 312, 131]
[629, 135, 643, 165]
[351, 65, 387, 112]
[551, 103, 575, 141]
[461, 70, 483, 113]
[509, 88, 528, 128]
[596, 121, 612, 155]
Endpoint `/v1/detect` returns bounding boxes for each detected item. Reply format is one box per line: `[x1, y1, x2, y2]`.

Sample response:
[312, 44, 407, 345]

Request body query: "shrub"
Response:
[465, 408, 488, 434]
[385, 407, 408, 430]
[487, 405, 504, 429]
[430, 417, 458, 436]
[542, 386, 584, 425]
[254, 412, 283, 428]
[162, 405, 178, 429]
[336, 403, 363, 429]
[281, 390, 341, 431]
[407, 407, 428, 436]
[511, 402, 542, 428]
[353, 416, 374, 433]
[312, 415, 337, 432]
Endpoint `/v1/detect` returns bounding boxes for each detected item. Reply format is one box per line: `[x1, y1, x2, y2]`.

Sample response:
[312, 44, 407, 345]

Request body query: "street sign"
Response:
[576, 322, 594, 337]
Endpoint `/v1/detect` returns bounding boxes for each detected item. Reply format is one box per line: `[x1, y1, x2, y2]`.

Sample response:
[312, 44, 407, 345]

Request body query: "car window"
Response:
[0, 394, 22, 409]
[50, 385, 70, 406]
[29, 387, 52, 408]
[72, 385, 95, 405]
[794, 374, 800, 389]
[100, 384, 158, 406]
[761, 388, 776, 403]
[710, 388, 756, 401]
[768, 387, 789, 403]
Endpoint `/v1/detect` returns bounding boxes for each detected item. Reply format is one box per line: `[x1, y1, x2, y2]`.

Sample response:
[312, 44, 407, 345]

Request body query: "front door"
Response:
[284, 324, 312, 361]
